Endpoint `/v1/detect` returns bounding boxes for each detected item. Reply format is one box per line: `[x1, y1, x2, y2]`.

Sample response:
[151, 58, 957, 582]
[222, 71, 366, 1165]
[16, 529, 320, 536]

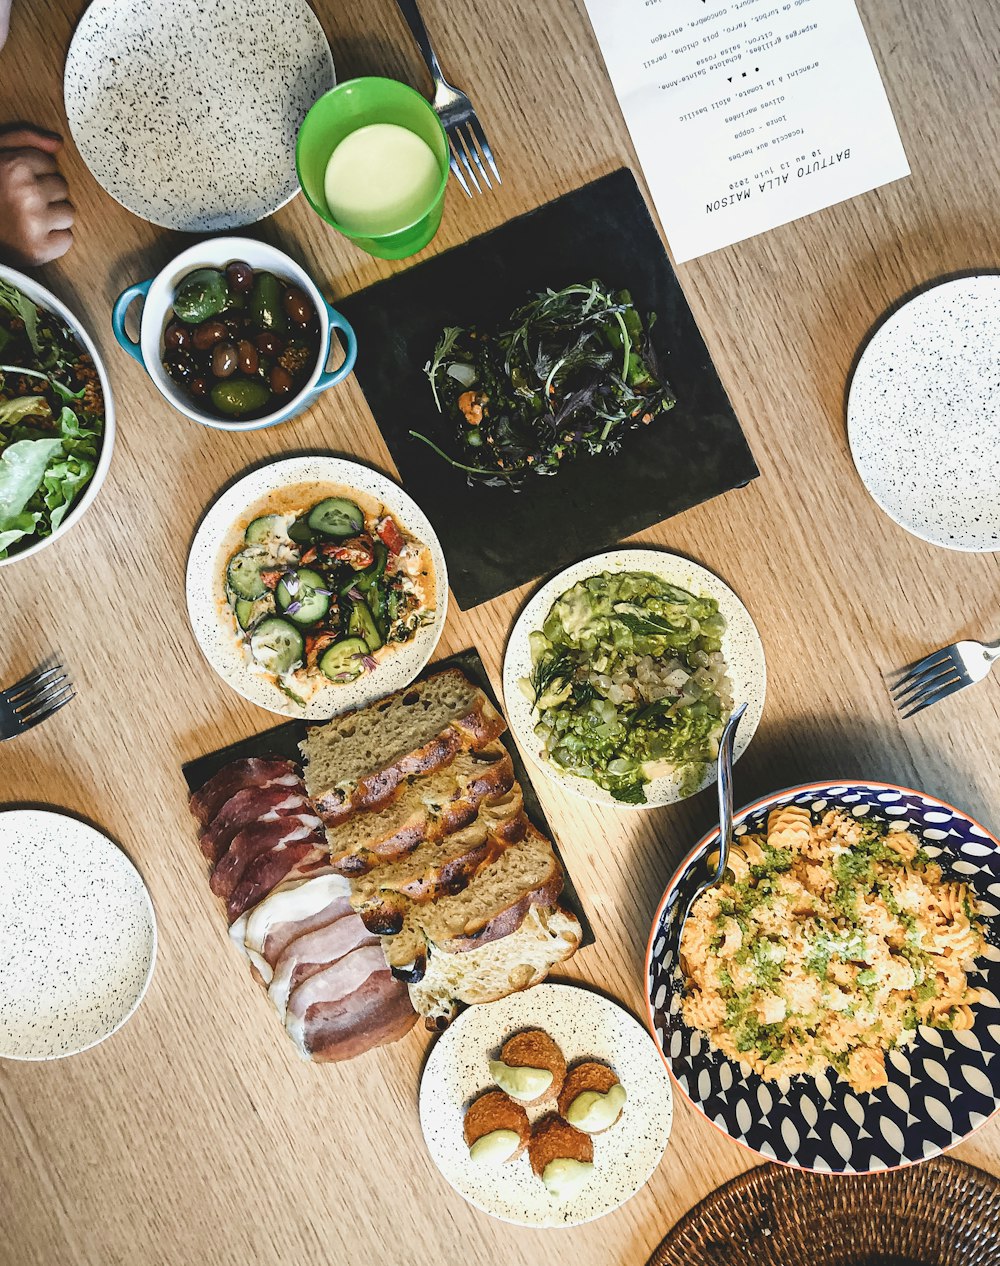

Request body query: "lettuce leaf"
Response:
[0, 395, 52, 430]
[0, 280, 40, 355]
[43, 455, 95, 530]
[0, 437, 65, 548]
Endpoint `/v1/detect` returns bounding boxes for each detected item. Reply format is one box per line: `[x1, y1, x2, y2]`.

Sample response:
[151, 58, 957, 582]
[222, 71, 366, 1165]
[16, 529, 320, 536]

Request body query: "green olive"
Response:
[173, 268, 229, 324]
[210, 376, 272, 417]
[249, 272, 288, 333]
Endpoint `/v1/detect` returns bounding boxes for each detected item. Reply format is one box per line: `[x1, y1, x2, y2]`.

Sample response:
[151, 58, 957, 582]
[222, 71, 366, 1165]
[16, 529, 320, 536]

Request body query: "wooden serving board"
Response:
[181, 647, 595, 947]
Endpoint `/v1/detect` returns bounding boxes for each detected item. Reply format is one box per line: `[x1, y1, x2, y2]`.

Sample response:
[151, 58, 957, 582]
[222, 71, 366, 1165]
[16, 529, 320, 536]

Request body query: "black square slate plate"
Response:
[338, 168, 758, 610]
[182, 649, 594, 949]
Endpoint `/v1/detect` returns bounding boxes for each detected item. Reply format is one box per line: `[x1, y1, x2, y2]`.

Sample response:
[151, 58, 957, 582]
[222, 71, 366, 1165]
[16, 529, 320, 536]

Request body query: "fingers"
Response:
[0, 127, 63, 154]
[46, 201, 75, 232]
[1, 147, 61, 176]
[37, 173, 70, 203]
[43, 229, 74, 262]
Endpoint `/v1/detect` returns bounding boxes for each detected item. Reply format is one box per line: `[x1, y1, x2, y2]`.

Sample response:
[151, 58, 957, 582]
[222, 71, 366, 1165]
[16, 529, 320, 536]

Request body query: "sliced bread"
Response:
[377, 825, 564, 970]
[348, 789, 526, 921]
[326, 744, 515, 876]
[408, 904, 583, 1030]
[300, 669, 506, 826]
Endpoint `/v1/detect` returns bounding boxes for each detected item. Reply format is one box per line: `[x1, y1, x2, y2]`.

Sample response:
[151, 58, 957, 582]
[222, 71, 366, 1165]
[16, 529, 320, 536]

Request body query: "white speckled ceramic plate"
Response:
[64, 0, 334, 232]
[848, 276, 1000, 552]
[186, 456, 448, 720]
[502, 549, 766, 808]
[419, 984, 673, 1227]
[0, 810, 156, 1060]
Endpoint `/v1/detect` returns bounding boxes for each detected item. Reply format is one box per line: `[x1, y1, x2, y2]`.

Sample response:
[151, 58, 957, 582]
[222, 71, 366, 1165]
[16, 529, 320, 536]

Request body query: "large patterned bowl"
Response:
[645, 781, 1000, 1173]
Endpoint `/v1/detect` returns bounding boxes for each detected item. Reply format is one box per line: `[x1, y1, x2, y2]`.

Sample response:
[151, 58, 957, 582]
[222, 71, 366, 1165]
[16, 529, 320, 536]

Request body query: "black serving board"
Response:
[182, 649, 594, 948]
[338, 168, 759, 610]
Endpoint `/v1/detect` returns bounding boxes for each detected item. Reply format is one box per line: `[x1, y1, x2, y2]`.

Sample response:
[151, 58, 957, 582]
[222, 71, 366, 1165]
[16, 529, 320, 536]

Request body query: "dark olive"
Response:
[270, 365, 294, 396]
[163, 321, 191, 351]
[256, 331, 284, 356]
[212, 342, 239, 379]
[193, 320, 227, 350]
[190, 376, 210, 398]
[211, 376, 272, 417]
[283, 286, 313, 326]
[226, 260, 254, 293]
[163, 350, 195, 385]
[237, 339, 259, 376]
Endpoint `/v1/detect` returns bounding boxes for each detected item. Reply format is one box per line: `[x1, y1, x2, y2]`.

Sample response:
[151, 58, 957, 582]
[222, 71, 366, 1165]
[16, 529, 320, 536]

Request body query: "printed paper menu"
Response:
[582, 0, 910, 262]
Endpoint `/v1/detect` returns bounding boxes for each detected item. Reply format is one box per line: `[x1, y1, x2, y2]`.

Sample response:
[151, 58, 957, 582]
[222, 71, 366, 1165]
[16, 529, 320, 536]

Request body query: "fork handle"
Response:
[395, 0, 447, 86]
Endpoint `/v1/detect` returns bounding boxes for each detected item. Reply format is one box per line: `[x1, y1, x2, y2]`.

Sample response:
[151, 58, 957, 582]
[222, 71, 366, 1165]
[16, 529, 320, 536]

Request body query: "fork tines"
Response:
[447, 117, 501, 197]
[889, 650, 967, 719]
[3, 664, 75, 732]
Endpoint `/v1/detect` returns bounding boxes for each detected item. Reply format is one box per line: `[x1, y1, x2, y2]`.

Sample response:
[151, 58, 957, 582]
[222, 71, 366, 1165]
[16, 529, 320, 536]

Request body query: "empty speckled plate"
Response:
[419, 983, 673, 1227]
[848, 276, 1000, 552]
[0, 810, 157, 1060]
[186, 456, 448, 720]
[64, 0, 334, 232]
[502, 549, 766, 808]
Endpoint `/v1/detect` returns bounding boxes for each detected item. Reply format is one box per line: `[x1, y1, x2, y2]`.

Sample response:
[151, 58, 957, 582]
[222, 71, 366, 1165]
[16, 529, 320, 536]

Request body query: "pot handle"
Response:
[111, 279, 152, 366]
[315, 302, 358, 392]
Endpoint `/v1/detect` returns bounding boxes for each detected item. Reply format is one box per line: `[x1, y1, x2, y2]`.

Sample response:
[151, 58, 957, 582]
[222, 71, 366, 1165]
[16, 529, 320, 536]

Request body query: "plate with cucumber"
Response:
[186, 456, 447, 717]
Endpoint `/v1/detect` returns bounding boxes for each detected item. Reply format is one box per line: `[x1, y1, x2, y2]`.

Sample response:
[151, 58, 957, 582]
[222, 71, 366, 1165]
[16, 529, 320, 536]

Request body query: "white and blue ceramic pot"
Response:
[111, 236, 356, 431]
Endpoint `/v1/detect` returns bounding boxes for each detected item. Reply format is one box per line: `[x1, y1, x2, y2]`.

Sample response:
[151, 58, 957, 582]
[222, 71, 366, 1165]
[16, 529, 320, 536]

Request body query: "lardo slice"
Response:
[229, 872, 353, 983]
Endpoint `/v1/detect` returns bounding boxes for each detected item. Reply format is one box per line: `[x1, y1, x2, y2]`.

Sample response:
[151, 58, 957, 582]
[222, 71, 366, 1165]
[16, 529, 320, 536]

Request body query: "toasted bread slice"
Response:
[528, 1114, 593, 1177]
[557, 1062, 623, 1133]
[327, 745, 515, 876]
[377, 825, 564, 966]
[300, 670, 505, 826]
[407, 904, 582, 1030]
[493, 1029, 566, 1105]
[462, 1091, 530, 1162]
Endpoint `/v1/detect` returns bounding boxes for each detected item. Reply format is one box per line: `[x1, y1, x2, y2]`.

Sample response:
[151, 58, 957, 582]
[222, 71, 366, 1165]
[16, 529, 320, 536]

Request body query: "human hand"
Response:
[0, 127, 74, 267]
[0, 0, 11, 52]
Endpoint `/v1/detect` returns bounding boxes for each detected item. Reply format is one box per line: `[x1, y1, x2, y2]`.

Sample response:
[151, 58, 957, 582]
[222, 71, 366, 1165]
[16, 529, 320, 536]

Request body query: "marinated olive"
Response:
[190, 376, 210, 398]
[210, 377, 272, 417]
[249, 272, 287, 333]
[163, 350, 196, 386]
[212, 342, 239, 379]
[237, 339, 259, 376]
[173, 268, 229, 324]
[163, 320, 191, 351]
[283, 286, 313, 326]
[270, 365, 294, 396]
[256, 331, 284, 356]
[192, 320, 227, 350]
[226, 260, 254, 293]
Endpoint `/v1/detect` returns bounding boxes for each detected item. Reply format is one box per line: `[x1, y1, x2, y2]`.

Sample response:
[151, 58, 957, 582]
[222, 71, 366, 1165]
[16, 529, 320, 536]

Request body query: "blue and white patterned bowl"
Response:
[645, 781, 1000, 1173]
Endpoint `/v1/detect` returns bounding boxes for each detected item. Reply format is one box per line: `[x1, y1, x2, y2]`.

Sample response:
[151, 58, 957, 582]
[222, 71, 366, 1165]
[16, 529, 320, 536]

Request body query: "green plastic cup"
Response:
[296, 77, 449, 261]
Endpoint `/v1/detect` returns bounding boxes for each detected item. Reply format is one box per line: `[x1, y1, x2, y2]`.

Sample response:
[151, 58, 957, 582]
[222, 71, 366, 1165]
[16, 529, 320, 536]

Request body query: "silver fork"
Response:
[889, 638, 1000, 718]
[0, 664, 74, 740]
[395, 0, 501, 197]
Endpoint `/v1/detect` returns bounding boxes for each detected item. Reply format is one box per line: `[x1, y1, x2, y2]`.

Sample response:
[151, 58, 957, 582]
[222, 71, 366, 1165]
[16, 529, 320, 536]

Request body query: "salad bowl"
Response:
[0, 265, 116, 567]
[111, 237, 357, 432]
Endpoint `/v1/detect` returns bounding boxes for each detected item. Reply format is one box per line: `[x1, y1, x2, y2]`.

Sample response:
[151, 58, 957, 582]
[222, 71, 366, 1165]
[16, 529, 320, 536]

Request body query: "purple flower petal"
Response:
[362, 654, 378, 672]
[348, 585, 363, 602]
[282, 570, 300, 596]
[285, 600, 302, 616]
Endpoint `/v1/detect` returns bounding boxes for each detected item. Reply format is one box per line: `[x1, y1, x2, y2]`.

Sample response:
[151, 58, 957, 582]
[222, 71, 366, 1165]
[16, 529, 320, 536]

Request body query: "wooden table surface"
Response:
[3, 1, 1000, 1262]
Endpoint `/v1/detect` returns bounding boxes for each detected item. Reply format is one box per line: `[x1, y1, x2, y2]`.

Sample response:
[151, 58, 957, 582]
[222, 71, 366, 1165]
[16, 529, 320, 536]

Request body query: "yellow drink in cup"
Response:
[297, 78, 450, 261]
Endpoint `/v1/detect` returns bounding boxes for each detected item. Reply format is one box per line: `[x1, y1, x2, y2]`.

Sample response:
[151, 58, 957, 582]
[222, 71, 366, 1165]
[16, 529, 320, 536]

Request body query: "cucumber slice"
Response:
[319, 637, 369, 681]
[245, 514, 285, 545]
[347, 599, 383, 652]
[307, 497, 364, 539]
[235, 598, 256, 629]
[250, 617, 304, 676]
[288, 516, 315, 545]
[227, 547, 269, 600]
[276, 567, 330, 626]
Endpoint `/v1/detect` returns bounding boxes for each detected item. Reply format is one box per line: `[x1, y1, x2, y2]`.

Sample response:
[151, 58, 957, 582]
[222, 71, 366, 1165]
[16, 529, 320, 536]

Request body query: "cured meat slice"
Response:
[210, 815, 323, 901]
[268, 916, 378, 1017]
[189, 758, 299, 828]
[230, 873, 353, 984]
[300, 971, 417, 1063]
[199, 787, 315, 864]
[226, 838, 327, 924]
[285, 943, 388, 1052]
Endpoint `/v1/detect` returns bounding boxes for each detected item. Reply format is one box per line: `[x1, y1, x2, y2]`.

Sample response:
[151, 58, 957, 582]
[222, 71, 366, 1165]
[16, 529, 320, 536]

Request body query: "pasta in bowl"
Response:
[646, 781, 1000, 1173]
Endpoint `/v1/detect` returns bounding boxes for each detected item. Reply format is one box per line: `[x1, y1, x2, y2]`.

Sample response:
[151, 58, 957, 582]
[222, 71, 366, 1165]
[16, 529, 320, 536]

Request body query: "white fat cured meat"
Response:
[285, 943, 388, 1053]
[229, 872, 352, 983]
[268, 916, 378, 1017]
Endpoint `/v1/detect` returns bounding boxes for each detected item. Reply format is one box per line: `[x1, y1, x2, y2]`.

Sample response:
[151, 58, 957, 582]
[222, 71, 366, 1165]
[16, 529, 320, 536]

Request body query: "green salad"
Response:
[523, 572, 733, 803]
[0, 280, 105, 559]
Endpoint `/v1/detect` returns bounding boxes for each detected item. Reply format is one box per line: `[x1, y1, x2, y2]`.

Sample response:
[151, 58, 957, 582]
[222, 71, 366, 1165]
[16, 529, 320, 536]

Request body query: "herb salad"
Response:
[0, 280, 106, 559]
[415, 280, 675, 488]
[523, 571, 733, 803]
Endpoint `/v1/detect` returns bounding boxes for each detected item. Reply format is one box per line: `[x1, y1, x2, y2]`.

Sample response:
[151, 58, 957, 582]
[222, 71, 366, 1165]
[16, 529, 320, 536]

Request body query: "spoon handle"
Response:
[710, 703, 747, 887]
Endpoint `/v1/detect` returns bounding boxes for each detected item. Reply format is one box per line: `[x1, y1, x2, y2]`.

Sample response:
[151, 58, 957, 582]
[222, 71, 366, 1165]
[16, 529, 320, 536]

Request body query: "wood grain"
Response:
[2, 0, 1000, 1262]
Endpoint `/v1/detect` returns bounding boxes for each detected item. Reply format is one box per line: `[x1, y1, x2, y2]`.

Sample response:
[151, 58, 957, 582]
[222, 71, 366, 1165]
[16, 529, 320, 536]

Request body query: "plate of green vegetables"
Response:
[502, 550, 766, 807]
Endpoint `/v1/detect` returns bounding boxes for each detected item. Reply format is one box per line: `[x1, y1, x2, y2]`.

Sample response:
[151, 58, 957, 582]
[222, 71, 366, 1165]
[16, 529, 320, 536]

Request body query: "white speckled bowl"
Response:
[0, 265, 116, 568]
[0, 809, 156, 1060]
[419, 983, 673, 1227]
[848, 275, 1000, 551]
[186, 455, 448, 719]
[64, 0, 335, 232]
[502, 549, 766, 808]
